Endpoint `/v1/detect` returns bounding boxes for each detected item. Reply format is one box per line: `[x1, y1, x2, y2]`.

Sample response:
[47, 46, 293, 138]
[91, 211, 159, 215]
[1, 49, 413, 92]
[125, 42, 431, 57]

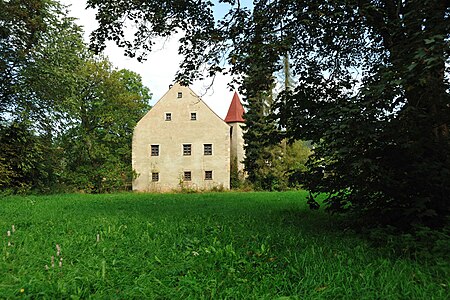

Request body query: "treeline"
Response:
[0, 0, 151, 194]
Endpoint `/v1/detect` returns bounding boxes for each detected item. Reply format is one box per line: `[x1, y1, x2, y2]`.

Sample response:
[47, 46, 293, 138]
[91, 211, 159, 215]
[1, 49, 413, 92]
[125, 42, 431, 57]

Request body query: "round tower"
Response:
[224, 92, 246, 179]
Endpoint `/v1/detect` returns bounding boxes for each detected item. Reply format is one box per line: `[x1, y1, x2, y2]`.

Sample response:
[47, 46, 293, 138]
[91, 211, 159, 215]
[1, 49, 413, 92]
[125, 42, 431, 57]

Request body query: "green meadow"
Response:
[1, 192, 448, 299]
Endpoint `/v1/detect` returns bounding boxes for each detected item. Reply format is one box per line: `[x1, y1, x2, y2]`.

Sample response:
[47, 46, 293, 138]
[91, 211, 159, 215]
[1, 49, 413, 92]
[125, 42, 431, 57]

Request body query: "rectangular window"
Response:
[151, 145, 159, 156]
[183, 144, 192, 156]
[152, 172, 159, 182]
[205, 171, 213, 180]
[177, 92, 183, 98]
[165, 113, 172, 121]
[191, 112, 197, 120]
[204, 144, 212, 155]
[184, 171, 191, 181]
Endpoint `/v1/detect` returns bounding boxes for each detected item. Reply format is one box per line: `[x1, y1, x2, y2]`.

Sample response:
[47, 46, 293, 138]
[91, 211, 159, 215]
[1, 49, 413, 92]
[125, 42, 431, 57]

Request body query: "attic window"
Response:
[177, 92, 183, 98]
[191, 112, 197, 120]
[165, 113, 172, 121]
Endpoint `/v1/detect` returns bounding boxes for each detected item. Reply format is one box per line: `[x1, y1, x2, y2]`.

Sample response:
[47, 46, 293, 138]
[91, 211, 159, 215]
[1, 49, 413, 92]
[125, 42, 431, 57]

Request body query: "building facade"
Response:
[132, 83, 245, 192]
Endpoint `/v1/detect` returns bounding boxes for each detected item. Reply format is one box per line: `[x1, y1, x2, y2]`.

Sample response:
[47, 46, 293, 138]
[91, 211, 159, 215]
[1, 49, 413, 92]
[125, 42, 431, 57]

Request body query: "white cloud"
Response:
[59, 0, 236, 119]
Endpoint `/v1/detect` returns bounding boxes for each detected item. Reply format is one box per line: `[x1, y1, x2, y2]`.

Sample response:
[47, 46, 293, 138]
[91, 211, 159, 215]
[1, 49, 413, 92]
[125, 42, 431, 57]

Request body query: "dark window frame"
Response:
[204, 144, 212, 155]
[184, 171, 192, 181]
[165, 113, 172, 121]
[151, 172, 159, 182]
[183, 144, 192, 156]
[205, 171, 213, 180]
[151, 145, 159, 156]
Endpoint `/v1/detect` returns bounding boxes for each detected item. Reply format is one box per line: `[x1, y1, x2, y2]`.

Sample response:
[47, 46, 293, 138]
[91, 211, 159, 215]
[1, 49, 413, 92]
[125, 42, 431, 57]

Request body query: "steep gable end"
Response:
[136, 82, 228, 128]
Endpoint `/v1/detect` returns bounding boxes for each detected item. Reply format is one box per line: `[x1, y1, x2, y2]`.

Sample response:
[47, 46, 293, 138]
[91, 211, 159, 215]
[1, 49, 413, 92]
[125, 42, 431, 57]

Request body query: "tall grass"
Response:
[1, 192, 448, 299]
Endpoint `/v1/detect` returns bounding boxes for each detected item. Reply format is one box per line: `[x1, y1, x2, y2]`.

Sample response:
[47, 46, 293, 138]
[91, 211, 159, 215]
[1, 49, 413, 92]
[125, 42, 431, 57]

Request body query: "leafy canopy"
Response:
[87, 0, 449, 227]
[0, 0, 151, 193]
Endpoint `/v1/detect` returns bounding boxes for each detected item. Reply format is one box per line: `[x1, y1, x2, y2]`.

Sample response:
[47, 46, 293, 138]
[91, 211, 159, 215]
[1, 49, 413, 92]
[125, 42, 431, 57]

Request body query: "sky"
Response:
[59, 0, 237, 119]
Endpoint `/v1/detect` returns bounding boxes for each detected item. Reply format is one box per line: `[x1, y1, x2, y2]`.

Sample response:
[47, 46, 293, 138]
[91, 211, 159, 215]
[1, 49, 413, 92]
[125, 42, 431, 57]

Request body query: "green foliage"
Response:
[273, 1, 450, 228]
[87, 0, 450, 227]
[0, 1, 151, 194]
[1, 0, 84, 127]
[0, 122, 35, 192]
[0, 0, 49, 121]
[0, 0, 84, 193]
[254, 140, 311, 191]
[0, 192, 448, 298]
[0, 121, 58, 194]
[367, 225, 450, 262]
[60, 59, 151, 193]
[230, 156, 242, 189]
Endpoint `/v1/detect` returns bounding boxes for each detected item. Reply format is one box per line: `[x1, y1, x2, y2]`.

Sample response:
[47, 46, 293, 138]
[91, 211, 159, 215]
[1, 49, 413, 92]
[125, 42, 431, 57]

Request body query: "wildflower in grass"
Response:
[7, 230, 11, 237]
[56, 244, 61, 256]
[12, 225, 15, 233]
[45, 265, 49, 270]
[192, 251, 199, 256]
[59, 257, 63, 268]
[97, 233, 100, 242]
[8, 241, 11, 247]
[20, 288, 24, 293]
[51, 256, 55, 268]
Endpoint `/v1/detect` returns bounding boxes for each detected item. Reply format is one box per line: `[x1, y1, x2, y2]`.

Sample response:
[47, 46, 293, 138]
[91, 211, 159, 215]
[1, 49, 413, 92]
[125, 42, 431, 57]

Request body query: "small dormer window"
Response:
[165, 113, 172, 121]
[177, 92, 182, 98]
[191, 112, 197, 120]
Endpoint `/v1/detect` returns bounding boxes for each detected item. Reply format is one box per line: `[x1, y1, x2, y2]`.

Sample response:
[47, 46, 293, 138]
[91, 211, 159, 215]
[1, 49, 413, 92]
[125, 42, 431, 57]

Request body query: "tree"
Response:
[0, 0, 85, 192]
[60, 57, 151, 192]
[0, 0, 151, 194]
[0, 121, 47, 193]
[1, 0, 48, 121]
[254, 140, 311, 191]
[1, 0, 83, 125]
[88, 0, 449, 227]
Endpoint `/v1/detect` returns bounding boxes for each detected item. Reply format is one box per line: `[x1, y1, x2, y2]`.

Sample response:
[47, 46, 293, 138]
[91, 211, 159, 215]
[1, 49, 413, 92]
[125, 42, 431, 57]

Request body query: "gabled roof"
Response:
[224, 92, 245, 123]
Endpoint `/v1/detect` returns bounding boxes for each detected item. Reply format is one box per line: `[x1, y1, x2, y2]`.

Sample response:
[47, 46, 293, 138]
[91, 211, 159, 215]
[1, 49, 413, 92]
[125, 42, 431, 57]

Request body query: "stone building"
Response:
[132, 83, 245, 192]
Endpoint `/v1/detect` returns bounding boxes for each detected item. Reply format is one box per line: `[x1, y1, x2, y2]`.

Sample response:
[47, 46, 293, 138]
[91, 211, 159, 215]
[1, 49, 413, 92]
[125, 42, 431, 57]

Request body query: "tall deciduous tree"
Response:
[0, 0, 85, 192]
[1, 0, 48, 121]
[60, 58, 151, 192]
[88, 0, 449, 227]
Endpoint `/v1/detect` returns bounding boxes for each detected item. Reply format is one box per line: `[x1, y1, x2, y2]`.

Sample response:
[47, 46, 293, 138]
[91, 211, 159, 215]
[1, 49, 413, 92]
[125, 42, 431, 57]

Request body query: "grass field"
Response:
[1, 191, 448, 299]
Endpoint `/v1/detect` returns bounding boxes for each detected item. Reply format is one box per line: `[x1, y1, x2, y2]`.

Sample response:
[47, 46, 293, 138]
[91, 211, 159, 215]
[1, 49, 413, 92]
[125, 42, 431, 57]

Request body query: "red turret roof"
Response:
[224, 92, 245, 123]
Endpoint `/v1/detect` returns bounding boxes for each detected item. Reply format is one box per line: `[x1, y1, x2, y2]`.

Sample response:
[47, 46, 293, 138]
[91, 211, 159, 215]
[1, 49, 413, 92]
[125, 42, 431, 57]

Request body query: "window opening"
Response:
[205, 171, 213, 180]
[183, 144, 192, 156]
[151, 145, 159, 156]
[152, 172, 159, 182]
[204, 144, 212, 155]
